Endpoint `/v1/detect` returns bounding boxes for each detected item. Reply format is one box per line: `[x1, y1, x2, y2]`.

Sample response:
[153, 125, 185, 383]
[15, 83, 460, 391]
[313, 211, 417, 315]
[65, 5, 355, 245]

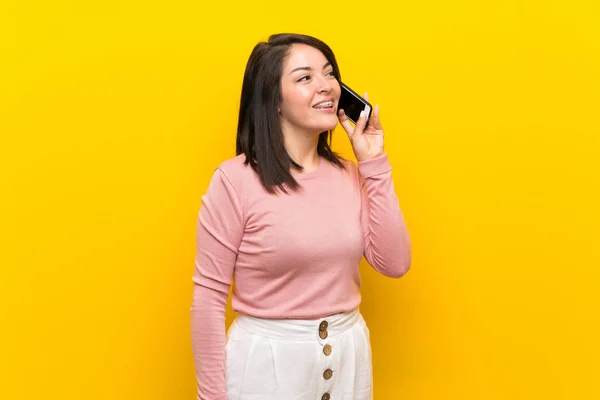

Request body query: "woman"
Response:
[190, 33, 411, 400]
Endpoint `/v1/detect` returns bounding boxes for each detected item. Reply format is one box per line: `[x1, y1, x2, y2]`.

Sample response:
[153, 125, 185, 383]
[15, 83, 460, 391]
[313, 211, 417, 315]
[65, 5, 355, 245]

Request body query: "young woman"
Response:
[190, 33, 412, 400]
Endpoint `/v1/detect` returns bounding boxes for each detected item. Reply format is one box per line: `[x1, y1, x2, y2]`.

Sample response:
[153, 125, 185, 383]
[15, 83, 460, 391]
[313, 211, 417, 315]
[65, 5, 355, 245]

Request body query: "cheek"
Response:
[282, 88, 314, 114]
[295, 87, 316, 104]
[332, 81, 341, 102]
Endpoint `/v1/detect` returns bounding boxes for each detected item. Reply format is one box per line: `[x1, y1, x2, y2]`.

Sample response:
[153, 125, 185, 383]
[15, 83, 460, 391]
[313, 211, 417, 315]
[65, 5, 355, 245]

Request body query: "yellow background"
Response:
[2, 1, 599, 399]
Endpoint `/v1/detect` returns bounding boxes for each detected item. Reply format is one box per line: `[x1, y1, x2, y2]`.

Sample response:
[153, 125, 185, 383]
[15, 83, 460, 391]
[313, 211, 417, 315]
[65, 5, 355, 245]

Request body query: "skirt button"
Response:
[319, 321, 328, 331]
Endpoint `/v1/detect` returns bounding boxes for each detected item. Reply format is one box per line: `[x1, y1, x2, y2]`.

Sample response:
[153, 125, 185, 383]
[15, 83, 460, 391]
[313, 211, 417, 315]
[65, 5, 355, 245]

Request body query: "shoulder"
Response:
[338, 156, 357, 171]
[336, 156, 361, 183]
[216, 153, 252, 180]
[212, 153, 262, 196]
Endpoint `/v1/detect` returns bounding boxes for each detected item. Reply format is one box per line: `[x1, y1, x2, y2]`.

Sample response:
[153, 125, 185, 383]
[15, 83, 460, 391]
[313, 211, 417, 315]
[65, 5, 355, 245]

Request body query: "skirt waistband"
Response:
[232, 308, 362, 341]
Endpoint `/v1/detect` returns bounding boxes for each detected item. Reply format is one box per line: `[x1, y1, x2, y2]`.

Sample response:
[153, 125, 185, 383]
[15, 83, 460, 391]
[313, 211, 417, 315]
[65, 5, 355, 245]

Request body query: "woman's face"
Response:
[279, 44, 341, 136]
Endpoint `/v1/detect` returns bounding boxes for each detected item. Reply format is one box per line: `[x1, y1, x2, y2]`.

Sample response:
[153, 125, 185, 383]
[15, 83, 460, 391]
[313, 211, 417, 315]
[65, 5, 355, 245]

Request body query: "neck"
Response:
[281, 123, 322, 173]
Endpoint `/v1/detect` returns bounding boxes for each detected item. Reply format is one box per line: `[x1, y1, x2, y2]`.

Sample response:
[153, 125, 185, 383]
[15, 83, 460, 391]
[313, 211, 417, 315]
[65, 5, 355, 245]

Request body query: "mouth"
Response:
[312, 99, 335, 110]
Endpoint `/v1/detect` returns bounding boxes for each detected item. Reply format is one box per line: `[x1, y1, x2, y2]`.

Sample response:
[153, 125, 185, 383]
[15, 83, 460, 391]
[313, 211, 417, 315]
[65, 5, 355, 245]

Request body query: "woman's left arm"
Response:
[338, 94, 412, 277]
[357, 153, 412, 277]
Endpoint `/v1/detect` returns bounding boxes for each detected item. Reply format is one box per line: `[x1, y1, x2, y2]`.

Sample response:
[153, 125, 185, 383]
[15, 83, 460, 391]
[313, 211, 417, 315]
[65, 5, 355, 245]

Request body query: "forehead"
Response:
[283, 44, 329, 71]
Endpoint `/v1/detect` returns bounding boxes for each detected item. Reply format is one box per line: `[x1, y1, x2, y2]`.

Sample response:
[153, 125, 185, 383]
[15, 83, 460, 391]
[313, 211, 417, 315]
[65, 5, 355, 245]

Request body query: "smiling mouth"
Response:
[313, 100, 334, 109]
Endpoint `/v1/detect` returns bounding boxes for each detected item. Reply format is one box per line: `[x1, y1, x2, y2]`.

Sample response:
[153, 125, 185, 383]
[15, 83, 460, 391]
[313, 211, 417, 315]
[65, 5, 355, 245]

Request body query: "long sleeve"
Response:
[358, 153, 412, 278]
[191, 168, 244, 400]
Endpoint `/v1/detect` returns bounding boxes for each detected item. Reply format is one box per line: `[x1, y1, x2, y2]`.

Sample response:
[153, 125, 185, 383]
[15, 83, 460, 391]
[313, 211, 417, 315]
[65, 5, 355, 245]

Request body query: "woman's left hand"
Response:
[338, 93, 385, 162]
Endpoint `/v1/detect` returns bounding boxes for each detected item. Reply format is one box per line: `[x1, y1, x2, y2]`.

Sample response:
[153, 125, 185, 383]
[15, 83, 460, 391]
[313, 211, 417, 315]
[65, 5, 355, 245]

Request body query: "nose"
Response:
[316, 74, 333, 93]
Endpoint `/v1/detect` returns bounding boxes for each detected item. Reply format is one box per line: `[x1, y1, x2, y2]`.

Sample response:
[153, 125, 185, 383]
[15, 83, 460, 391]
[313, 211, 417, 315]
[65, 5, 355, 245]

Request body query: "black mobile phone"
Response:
[338, 82, 372, 126]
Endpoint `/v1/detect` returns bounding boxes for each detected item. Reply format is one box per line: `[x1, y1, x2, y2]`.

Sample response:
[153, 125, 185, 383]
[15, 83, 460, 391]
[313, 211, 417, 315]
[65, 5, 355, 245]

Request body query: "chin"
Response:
[309, 125, 336, 135]
[294, 115, 338, 136]
[314, 117, 339, 133]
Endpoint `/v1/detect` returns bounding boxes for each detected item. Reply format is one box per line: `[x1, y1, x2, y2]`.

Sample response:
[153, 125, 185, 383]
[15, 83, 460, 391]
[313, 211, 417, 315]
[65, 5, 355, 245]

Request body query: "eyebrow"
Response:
[289, 62, 332, 75]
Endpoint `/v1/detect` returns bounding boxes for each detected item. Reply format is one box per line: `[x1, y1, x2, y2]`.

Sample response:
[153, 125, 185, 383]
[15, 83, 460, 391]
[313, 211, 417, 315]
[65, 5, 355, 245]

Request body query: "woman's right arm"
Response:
[191, 167, 244, 400]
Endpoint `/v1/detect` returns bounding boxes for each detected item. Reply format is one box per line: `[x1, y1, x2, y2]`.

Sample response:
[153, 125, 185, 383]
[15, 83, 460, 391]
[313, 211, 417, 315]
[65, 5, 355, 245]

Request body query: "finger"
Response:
[372, 104, 383, 130]
[362, 93, 373, 129]
[354, 109, 368, 136]
[337, 109, 355, 138]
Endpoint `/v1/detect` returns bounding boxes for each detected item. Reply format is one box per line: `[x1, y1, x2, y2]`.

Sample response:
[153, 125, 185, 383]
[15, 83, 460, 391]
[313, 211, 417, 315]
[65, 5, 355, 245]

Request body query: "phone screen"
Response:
[338, 82, 372, 125]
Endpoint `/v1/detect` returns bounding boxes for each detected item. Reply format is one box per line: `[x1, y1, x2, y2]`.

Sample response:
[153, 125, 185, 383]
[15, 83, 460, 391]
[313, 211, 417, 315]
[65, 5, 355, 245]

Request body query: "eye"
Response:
[296, 75, 310, 82]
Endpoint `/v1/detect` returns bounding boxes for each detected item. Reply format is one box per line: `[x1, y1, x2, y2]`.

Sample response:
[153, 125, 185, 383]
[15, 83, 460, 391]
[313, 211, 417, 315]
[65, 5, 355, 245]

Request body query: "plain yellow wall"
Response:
[1, 1, 599, 399]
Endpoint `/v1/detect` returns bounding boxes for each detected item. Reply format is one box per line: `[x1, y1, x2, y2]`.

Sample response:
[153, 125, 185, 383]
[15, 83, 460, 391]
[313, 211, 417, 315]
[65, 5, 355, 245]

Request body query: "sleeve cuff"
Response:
[357, 153, 392, 179]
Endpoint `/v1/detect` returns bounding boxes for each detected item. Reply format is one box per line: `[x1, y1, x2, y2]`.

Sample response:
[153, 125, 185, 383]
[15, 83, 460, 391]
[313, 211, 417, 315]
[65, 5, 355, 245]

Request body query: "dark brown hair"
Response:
[235, 33, 346, 194]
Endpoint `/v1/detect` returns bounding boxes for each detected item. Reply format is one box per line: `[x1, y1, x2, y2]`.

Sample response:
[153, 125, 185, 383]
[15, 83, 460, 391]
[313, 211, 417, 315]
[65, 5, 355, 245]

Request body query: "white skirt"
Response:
[225, 308, 373, 400]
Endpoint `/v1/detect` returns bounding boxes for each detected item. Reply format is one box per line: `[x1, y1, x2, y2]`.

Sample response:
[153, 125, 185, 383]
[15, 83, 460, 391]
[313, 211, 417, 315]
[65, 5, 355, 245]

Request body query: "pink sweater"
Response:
[190, 152, 411, 400]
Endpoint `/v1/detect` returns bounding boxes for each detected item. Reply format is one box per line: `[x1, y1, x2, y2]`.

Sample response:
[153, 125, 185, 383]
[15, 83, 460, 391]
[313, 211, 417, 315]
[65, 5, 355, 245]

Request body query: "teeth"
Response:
[314, 101, 333, 108]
